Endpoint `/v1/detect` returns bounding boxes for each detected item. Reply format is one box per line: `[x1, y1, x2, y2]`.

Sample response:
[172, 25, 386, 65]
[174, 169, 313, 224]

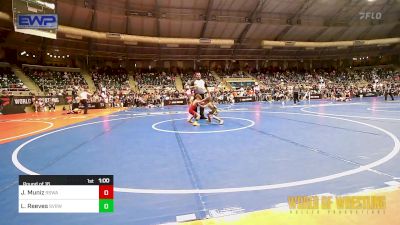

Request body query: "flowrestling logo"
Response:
[359, 12, 382, 20]
[16, 14, 58, 29]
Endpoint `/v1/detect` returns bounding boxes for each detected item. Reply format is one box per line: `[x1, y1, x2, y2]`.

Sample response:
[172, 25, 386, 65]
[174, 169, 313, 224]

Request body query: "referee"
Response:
[79, 88, 91, 114]
[384, 83, 394, 101]
[293, 85, 300, 105]
[191, 72, 209, 119]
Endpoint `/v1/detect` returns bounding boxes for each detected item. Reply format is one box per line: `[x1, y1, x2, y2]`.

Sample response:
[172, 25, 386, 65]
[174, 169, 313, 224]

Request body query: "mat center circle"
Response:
[151, 116, 255, 134]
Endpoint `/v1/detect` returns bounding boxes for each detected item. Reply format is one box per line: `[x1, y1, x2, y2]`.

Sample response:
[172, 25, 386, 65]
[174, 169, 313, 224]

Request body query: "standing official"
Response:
[293, 85, 300, 104]
[384, 83, 394, 101]
[80, 88, 91, 114]
[191, 72, 209, 119]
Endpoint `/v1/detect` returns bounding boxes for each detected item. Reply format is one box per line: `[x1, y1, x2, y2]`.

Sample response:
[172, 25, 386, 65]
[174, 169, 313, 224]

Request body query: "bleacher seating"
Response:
[220, 71, 251, 78]
[0, 66, 29, 92]
[91, 67, 130, 92]
[134, 72, 176, 93]
[23, 66, 88, 94]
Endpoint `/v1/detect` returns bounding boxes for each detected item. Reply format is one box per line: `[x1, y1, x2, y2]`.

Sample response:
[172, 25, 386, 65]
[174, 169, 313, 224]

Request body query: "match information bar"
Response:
[19, 175, 114, 213]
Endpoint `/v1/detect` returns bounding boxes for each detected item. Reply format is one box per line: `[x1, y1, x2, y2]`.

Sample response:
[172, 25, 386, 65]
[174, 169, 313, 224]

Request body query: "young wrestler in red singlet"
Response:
[187, 94, 203, 126]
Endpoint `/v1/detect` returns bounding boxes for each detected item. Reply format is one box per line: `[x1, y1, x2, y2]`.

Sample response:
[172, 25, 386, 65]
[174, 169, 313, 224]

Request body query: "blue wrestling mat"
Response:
[1, 97, 400, 224]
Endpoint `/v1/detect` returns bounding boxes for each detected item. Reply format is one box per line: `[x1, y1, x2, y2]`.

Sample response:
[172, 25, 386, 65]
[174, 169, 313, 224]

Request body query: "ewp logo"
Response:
[16, 14, 58, 29]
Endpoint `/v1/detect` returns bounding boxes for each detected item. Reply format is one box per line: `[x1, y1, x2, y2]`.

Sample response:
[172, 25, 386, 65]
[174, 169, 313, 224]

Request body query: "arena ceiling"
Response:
[0, 0, 400, 60]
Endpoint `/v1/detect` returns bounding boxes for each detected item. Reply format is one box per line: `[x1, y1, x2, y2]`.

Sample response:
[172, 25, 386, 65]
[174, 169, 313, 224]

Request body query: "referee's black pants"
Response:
[293, 92, 299, 104]
[196, 93, 206, 118]
[80, 99, 88, 114]
[384, 92, 394, 101]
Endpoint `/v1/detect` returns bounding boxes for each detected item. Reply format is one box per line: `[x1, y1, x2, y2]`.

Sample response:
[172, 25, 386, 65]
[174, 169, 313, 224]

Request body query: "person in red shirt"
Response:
[65, 95, 73, 112]
[187, 94, 205, 126]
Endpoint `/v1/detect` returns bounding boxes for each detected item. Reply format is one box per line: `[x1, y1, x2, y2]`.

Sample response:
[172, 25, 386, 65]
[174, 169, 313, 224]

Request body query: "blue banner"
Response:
[16, 14, 58, 29]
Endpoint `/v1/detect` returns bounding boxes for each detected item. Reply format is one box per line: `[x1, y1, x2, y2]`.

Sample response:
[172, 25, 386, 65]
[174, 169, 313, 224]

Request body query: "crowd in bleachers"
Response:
[241, 68, 400, 102]
[91, 67, 130, 92]
[74, 88, 185, 108]
[134, 72, 176, 93]
[2, 64, 400, 112]
[0, 67, 28, 93]
[23, 67, 88, 95]
[220, 71, 250, 78]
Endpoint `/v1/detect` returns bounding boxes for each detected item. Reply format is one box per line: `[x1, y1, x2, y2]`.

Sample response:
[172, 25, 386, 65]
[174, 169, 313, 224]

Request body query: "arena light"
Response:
[62, 56, 65, 59]
[124, 41, 138, 45]
[67, 55, 69, 58]
[20, 51, 26, 55]
[36, 1, 56, 10]
[33, 55, 35, 58]
[47, 52, 50, 55]
[27, 6, 38, 13]
[106, 33, 122, 40]
[26, 54, 29, 56]
[65, 34, 83, 40]
[199, 38, 212, 44]
[49, 55, 52, 57]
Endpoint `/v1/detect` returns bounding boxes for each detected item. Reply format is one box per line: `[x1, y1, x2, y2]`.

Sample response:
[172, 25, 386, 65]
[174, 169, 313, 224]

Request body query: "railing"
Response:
[0, 62, 10, 67]
[22, 64, 81, 72]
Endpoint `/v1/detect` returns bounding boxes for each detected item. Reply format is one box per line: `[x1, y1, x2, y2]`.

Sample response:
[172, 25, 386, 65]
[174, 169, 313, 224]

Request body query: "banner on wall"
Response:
[164, 98, 187, 105]
[234, 96, 255, 102]
[72, 102, 106, 109]
[355, 92, 378, 97]
[12, 96, 65, 105]
[310, 94, 322, 99]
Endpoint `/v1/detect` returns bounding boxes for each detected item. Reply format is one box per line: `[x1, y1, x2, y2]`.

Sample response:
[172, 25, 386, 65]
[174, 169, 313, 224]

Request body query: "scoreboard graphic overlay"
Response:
[19, 175, 114, 213]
